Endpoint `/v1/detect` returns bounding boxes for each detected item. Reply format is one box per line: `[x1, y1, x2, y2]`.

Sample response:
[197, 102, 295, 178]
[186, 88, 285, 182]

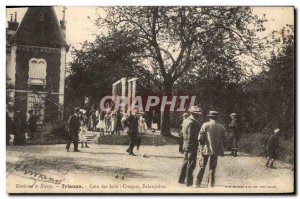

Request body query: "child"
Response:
[265, 128, 280, 169]
[96, 111, 106, 136]
[80, 120, 89, 148]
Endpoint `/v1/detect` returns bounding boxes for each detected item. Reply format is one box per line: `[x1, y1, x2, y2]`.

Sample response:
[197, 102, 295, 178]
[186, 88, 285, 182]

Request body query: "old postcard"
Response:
[6, 6, 294, 194]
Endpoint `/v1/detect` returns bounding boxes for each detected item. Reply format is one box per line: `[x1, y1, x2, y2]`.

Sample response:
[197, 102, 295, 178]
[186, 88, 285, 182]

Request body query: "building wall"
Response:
[13, 46, 64, 122]
[15, 46, 62, 92]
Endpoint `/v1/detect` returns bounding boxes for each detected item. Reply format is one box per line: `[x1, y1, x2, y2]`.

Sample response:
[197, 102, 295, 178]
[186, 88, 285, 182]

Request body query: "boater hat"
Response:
[183, 112, 189, 117]
[230, 113, 237, 117]
[274, 128, 280, 133]
[207, 111, 219, 117]
[188, 106, 202, 114]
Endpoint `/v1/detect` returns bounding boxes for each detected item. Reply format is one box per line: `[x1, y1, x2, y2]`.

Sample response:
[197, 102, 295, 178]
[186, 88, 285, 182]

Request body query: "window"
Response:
[28, 58, 47, 86]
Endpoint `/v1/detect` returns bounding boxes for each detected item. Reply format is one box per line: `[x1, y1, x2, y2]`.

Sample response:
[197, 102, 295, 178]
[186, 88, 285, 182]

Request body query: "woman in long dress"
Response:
[138, 114, 147, 135]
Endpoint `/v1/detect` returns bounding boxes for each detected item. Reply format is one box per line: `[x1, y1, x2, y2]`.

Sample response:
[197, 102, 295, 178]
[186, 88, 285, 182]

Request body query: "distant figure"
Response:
[152, 110, 161, 130]
[265, 128, 280, 169]
[195, 111, 226, 188]
[178, 106, 202, 187]
[13, 110, 27, 145]
[145, 111, 153, 129]
[228, 113, 240, 157]
[27, 110, 37, 139]
[115, 110, 123, 135]
[6, 111, 13, 145]
[66, 107, 81, 152]
[179, 112, 189, 154]
[95, 108, 100, 128]
[122, 108, 139, 156]
[89, 107, 97, 131]
[138, 114, 147, 135]
[110, 112, 117, 135]
[96, 111, 106, 136]
[79, 120, 89, 148]
[83, 97, 92, 130]
[105, 112, 111, 133]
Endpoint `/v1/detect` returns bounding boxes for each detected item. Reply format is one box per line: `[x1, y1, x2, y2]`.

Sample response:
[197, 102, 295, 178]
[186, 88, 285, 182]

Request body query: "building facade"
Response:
[6, 7, 68, 124]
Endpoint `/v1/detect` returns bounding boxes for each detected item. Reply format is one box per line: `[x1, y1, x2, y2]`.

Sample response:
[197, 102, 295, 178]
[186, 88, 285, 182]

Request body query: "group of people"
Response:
[178, 105, 282, 188]
[178, 106, 226, 188]
[66, 106, 151, 154]
[6, 109, 39, 145]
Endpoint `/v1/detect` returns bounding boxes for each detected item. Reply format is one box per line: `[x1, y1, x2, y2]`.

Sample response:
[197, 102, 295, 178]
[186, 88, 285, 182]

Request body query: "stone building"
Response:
[6, 7, 68, 124]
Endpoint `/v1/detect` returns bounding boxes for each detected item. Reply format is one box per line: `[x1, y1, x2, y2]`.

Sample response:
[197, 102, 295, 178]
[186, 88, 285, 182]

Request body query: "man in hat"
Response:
[178, 106, 202, 187]
[228, 113, 240, 157]
[122, 108, 140, 156]
[195, 111, 226, 188]
[66, 107, 81, 152]
[265, 128, 281, 169]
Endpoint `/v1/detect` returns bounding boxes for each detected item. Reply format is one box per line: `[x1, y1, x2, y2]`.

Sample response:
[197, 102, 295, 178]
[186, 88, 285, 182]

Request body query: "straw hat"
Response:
[230, 113, 237, 117]
[188, 106, 202, 114]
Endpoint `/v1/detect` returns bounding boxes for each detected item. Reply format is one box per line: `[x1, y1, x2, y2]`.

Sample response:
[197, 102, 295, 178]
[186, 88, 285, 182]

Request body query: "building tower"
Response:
[6, 7, 68, 123]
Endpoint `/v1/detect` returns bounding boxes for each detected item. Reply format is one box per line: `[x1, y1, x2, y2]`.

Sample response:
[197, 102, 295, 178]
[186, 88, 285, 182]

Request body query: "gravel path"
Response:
[6, 144, 294, 193]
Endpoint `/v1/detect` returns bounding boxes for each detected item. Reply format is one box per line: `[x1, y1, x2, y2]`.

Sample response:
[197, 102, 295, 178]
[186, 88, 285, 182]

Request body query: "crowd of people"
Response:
[65, 105, 160, 154]
[7, 99, 282, 189]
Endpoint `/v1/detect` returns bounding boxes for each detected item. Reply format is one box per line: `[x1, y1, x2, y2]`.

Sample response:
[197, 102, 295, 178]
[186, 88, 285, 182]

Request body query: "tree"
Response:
[65, 30, 159, 116]
[96, 7, 266, 136]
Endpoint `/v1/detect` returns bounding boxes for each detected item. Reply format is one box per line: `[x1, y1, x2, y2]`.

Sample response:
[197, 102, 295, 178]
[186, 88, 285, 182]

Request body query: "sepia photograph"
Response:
[5, 5, 295, 194]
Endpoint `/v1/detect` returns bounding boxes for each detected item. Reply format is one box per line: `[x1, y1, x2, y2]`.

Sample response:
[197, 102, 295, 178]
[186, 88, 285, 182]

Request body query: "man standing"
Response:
[123, 108, 139, 156]
[66, 107, 81, 152]
[195, 111, 226, 188]
[229, 113, 240, 157]
[178, 106, 202, 187]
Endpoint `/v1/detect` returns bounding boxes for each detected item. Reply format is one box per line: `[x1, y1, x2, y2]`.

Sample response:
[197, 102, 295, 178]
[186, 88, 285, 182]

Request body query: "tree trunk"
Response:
[160, 81, 173, 137]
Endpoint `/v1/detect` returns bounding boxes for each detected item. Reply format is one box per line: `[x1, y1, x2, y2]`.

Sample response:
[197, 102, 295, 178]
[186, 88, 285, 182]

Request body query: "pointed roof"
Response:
[10, 7, 67, 48]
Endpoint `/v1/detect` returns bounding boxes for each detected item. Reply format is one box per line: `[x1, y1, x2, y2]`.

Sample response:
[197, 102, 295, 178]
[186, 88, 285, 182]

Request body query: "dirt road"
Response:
[6, 144, 294, 193]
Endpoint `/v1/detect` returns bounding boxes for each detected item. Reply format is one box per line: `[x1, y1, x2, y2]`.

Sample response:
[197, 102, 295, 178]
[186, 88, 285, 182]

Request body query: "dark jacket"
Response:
[182, 115, 200, 151]
[68, 114, 80, 134]
[122, 114, 139, 134]
[229, 119, 239, 138]
[27, 114, 37, 132]
[267, 134, 279, 152]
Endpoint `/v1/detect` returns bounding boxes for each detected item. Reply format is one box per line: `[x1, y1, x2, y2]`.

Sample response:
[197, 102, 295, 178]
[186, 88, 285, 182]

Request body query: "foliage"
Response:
[65, 30, 159, 116]
[95, 6, 266, 135]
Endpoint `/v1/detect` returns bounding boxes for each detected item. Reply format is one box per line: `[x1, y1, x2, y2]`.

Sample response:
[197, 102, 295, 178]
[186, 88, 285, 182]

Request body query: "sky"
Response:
[6, 6, 294, 64]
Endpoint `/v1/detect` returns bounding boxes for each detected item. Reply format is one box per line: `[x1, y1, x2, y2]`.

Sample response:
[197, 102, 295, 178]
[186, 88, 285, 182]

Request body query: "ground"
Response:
[6, 143, 294, 194]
